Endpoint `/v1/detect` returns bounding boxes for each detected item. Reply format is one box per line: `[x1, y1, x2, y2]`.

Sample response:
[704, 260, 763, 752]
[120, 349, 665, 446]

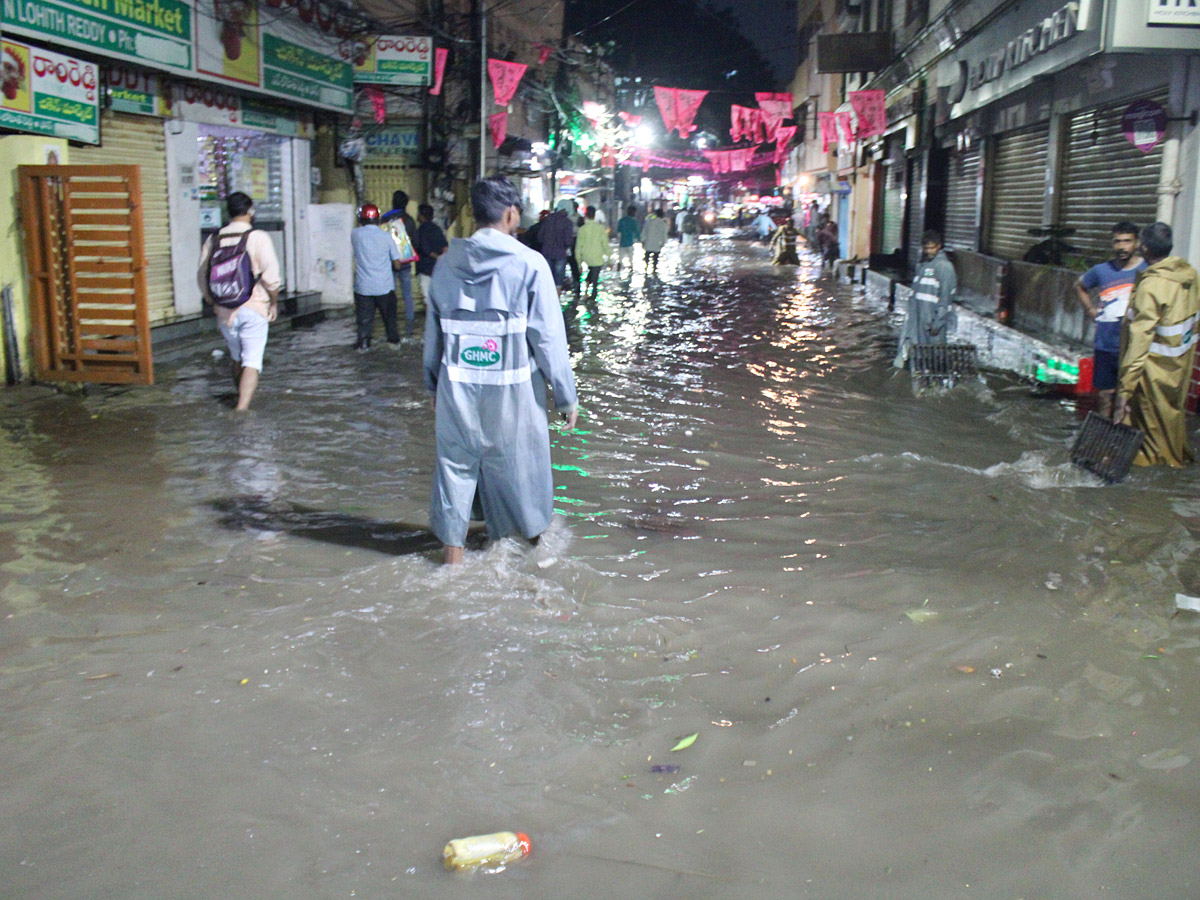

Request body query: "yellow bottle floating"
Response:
[442, 831, 532, 871]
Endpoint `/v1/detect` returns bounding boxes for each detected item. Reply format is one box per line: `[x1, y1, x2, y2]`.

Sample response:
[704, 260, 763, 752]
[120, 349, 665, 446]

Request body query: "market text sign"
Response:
[1, 38, 99, 143]
[354, 35, 431, 86]
[0, 0, 192, 71]
[1148, 0, 1200, 26]
[263, 32, 351, 110]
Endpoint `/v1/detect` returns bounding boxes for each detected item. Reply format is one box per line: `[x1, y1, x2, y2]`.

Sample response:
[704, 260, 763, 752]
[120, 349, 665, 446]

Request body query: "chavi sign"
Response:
[1122, 98, 1167, 153]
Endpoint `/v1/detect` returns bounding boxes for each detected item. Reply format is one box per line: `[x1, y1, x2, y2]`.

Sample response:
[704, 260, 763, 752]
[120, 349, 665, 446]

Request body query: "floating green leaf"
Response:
[670, 732, 699, 752]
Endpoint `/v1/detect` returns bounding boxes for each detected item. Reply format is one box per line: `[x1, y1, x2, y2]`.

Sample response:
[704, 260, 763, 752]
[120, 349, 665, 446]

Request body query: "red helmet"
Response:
[359, 203, 380, 223]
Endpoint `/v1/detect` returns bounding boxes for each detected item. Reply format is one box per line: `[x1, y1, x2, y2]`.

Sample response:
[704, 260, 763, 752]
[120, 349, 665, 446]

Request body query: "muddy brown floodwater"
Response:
[3, 235, 1200, 899]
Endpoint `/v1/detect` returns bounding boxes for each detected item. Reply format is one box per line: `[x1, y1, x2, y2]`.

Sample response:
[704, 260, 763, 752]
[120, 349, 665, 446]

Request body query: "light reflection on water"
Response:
[2, 235, 1200, 898]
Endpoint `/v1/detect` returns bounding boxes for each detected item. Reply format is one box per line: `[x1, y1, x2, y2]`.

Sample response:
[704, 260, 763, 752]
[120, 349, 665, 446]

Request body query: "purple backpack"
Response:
[207, 231, 260, 309]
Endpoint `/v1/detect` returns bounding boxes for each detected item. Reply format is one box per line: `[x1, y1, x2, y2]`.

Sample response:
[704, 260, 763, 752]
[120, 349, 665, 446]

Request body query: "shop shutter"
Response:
[361, 163, 426, 214]
[906, 153, 926, 273]
[1058, 91, 1167, 262]
[879, 160, 904, 254]
[70, 113, 173, 324]
[944, 145, 981, 251]
[985, 123, 1050, 260]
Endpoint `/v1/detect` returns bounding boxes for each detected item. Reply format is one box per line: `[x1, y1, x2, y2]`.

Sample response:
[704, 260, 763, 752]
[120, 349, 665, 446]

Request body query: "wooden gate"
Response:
[18, 165, 154, 385]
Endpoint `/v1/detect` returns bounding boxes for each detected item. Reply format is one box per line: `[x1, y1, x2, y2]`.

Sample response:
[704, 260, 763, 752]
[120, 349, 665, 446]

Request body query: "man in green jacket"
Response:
[1114, 222, 1200, 466]
[574, 206, 610, 298]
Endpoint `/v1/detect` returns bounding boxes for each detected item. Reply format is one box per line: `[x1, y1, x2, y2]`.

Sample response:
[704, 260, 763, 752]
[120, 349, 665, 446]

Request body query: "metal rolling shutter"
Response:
[906, 153, 926, 273]
[362, 163, 426, 213]
[879, 160, 904, 254]
[1059, 92, 1167, 262]
[944, 145, 980, 251]
[70, 113, 174, 324]
[986, 123, 1049, 260]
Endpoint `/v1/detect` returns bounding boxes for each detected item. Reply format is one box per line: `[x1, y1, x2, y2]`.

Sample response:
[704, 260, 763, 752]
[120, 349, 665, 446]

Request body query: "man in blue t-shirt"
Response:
[1077, 221, 1146, 416]
[351, 203, 403, 350]
[616, 205, 641, 272]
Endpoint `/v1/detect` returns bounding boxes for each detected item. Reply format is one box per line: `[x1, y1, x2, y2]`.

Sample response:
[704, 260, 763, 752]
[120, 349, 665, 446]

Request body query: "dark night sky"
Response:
[724, 0, 798, 84]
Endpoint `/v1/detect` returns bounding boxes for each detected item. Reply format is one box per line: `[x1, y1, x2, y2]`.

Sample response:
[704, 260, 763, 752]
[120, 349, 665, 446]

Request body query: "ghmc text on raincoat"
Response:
[423, 228, 578, 546]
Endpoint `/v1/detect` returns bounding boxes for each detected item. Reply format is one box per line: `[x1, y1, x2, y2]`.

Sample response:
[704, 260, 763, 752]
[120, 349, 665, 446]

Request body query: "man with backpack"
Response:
[198, 192, 281, 411]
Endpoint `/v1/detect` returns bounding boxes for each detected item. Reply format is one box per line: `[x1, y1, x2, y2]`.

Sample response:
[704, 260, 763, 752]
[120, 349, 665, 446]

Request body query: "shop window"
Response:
[196, 126, 285, 228]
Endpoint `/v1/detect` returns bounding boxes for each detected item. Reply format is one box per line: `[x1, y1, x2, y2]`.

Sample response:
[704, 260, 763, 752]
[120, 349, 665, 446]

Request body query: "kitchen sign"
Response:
[1, 37, 99, 143]
[1148, 0, 1200, 26]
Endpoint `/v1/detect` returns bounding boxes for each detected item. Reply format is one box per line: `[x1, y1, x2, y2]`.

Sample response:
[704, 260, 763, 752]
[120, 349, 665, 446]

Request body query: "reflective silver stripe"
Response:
[914, 292, 939, 303]
[1149, 339, 1196, 358]
[440, 316, 527, 336]
[446, 363, 533, 384]
[1155, 313, 1198, 337]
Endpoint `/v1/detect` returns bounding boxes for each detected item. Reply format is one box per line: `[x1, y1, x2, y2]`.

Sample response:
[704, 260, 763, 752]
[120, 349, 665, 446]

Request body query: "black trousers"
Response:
[644, 250, 660, 270]
[354, 290, 400, 346]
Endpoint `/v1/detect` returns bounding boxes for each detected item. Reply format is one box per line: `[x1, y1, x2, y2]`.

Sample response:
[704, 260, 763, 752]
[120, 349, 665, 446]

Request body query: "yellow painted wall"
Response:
[0, 136, 69, 384]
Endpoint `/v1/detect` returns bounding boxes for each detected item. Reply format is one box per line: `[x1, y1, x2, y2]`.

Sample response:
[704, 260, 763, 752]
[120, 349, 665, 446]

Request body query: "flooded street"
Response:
[4, 235, 1200, 899]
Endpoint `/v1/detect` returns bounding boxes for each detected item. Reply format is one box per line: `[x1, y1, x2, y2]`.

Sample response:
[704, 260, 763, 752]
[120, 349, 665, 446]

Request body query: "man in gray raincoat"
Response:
[894, 229, 957, 367]
[423, 176, 578, 564]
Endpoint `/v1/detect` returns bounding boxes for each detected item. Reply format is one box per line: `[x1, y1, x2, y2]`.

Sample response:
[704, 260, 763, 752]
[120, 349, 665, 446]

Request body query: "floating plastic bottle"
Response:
[442, 831, 531, 871]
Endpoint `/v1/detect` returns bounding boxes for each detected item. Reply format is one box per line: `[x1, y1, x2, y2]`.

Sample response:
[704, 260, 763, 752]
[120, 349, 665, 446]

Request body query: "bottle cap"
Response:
[515, 832, 532, 856]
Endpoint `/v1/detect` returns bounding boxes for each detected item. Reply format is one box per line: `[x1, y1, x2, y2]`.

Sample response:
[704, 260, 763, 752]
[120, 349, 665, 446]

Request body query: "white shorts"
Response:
[218, 307, 269, 371]
[418, 273, 433, 299]
[618, 246, 635, 266]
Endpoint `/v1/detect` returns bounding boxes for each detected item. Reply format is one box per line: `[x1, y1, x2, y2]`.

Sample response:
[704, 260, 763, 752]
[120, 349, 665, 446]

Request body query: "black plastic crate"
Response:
[909, 343, 978, 388]
[1070, 411, 1145, 483]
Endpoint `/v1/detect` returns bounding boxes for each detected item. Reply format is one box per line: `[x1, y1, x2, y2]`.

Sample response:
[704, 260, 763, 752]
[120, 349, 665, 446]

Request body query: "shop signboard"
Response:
[0, 0, 192, 73]
[1148, 1, 1200, 26]
[363, 124, 420, 159]
[242, 97, 313, 139]
[106, 64, 168, 115]
[166, 81, 313, 137]
[1122, 98, 1168, 152]
[353, 35, 432, 86]
[3, 0, 353, 113]
[1, 38, 100, 143]
[941, 0, 1102, 119]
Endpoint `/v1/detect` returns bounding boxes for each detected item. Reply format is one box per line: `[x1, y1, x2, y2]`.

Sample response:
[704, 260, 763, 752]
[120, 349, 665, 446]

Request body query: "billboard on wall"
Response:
[0, 0, 353, 112]
[353, 35, 431, 86]
[1, 38, 100, 143]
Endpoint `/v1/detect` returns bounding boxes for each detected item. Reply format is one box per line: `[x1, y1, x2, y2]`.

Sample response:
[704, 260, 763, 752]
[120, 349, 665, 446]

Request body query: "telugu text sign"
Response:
[1, 38, 99, 143]
[0, 0, 192, 72]
[354, 35, 431, 86]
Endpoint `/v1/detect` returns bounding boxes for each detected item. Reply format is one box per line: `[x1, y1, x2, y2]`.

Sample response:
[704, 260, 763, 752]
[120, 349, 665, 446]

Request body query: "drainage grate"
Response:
[909, 343, 978, 388]
[1070, 412, 1145, 483]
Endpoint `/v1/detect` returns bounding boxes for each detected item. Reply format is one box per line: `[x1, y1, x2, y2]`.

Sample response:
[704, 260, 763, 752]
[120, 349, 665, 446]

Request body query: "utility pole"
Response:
[479, 0, 487, 179]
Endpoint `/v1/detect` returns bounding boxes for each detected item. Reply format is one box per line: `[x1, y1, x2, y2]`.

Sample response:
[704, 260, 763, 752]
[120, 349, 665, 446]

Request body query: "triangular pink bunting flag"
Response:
[836, 111, 855, 144]
[488, 59, 528, 106]
[488, 110, 508, 148]
[618, 111, 642, 127]
[430, 47, 448, 96]
[535, 43, 553, 65]
[819, 112, 838, 153]
[674, 89, 707, 137]
[849, 90, 886, 139]
[654, 86, 679, 135]
[774, 125, 797, 163]
[656, 87, 707, 138]
[755, 91, 793, 120]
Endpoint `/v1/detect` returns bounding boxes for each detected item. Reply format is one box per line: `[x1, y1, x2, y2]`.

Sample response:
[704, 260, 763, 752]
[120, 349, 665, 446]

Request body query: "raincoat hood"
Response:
[1146, 256, 1198, 287]
[438, 228, 527, 302]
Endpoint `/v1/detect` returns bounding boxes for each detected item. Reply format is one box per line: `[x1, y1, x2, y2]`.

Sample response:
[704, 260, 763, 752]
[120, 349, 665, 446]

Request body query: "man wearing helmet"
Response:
[351, 203, 403, 349]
